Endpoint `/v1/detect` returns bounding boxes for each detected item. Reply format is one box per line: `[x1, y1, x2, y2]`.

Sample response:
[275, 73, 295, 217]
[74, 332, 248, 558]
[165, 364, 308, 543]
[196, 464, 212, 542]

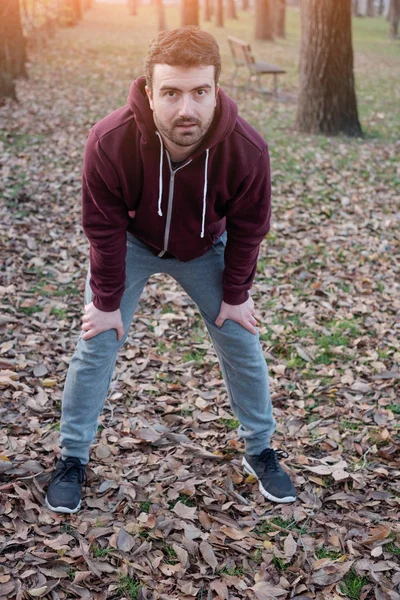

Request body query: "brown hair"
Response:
[144, 26, 221, 90]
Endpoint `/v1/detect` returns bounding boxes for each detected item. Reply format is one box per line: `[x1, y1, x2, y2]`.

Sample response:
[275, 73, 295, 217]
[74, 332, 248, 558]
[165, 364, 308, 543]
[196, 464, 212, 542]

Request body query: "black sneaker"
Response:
[45, 457, 87, 514]
[242, 448, 296, 503]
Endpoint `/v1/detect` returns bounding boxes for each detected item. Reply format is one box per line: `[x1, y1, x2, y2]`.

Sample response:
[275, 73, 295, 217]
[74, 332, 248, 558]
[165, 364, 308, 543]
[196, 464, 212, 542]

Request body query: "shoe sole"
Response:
[242, 458, 296, 504]
[45, 495, 81, 514]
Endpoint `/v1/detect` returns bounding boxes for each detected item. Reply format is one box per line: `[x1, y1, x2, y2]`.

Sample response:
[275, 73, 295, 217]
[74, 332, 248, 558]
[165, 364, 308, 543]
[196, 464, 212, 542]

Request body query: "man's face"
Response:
[145, 64, 218, 151]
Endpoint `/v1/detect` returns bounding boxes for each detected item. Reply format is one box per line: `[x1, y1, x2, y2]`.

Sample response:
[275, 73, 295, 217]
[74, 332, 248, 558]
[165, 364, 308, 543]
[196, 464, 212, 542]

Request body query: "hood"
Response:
[127, 76, 239, 239]
[127, 76, 238, 155]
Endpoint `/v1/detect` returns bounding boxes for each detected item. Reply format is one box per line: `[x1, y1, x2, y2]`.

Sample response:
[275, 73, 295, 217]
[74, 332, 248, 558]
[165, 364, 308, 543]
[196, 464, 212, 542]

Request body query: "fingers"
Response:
[82, 328, 97, 341]
[243, 321, 258, 335]
[116, 324, 125, 341]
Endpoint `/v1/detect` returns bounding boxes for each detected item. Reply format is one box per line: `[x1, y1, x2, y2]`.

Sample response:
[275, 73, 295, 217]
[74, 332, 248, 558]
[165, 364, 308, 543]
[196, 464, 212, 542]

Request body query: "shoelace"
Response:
[258, 448, 289, 474]
[54, 459, 88, 486]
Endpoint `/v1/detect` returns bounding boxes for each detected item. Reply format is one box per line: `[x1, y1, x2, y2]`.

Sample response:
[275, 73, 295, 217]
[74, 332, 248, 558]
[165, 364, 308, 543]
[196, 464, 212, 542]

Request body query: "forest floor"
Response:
[0, 4, 399, 600]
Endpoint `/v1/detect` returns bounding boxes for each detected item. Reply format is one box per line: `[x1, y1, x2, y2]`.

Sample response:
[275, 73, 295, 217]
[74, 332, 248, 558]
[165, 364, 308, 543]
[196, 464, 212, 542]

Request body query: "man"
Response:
[45, 26, 296, 514]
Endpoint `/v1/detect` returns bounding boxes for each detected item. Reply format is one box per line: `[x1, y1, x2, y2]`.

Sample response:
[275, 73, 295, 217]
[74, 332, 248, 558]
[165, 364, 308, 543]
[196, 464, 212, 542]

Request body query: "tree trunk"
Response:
[389, 0, 400, 36]
[181, 0, 199, 26]
[227, 0, 238, 19]
[156, 0, 167, 30]
[275, 0, 286, 37]
[0, 0, 27, 101]
[296, 0, 362, 137]
[216, 0, 224, 26]
[366, 0, 374, 15]
[204, 0, 212, 20]
[255, 0, 274, 40]
[64, 0, 82, 26]
[352, 0, 360, 15]
[378, 0, 384, 15]
[242, 0, 249, 9]
[129, 0, 137, 16]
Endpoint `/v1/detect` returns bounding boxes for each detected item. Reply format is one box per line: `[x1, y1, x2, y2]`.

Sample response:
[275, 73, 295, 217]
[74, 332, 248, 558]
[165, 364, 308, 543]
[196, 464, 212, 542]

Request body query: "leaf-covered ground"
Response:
[0, 4, 399, 600]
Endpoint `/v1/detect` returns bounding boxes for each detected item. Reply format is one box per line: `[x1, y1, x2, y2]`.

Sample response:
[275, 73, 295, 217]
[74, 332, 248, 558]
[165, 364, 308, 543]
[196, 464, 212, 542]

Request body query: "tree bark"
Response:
[216, 0, 224, 26]
[128, 0, 138, 16]
[64, 0, 82, 26]
[242, 0, 249, 9]
[378, 0, 384, 15]
[275, 0, 286, 37]
[296, 0, 362, 137]
[181, 0, 199, 26]
[156, 0, 167, 30]
[204, 0, 212, 21]
[0, 0, 27, 101]
[255, 0, 274, 40]
[352, 0, 360, 15]
[227, 0, 238, 19]
[389, 0, 400, 36]
[366, 0, 374, 15]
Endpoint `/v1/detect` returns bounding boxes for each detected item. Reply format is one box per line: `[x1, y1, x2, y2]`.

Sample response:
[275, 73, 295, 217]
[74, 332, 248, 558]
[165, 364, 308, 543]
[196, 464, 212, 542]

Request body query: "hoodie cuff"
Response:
[222, 289, 250, 306]
[93, 295, 121, 313]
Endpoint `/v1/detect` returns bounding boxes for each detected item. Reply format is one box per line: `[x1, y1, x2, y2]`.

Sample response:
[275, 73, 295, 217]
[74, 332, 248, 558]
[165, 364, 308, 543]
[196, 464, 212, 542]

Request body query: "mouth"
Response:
[176, 123, 198, 129]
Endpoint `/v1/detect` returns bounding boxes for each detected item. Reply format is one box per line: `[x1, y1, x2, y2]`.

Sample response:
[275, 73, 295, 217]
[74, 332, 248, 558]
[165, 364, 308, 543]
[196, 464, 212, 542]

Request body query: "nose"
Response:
[178, 94, 194, 118]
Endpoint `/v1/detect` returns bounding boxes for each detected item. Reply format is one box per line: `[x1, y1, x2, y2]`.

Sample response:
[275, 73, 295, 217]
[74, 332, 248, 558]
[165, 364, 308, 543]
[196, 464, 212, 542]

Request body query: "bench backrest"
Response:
[227, 36, 256, 71]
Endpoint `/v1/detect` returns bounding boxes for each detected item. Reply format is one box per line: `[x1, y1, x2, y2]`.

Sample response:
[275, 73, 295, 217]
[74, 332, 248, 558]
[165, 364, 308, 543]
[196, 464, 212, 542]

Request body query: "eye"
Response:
[167, 91, 176, 97]
[196, 89, 206, 96]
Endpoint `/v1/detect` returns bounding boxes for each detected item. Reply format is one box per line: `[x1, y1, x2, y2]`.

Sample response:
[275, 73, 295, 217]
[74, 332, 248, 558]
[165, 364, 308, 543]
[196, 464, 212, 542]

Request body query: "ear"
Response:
[145, 85, 154, 111]
[215, 83, 219, 106]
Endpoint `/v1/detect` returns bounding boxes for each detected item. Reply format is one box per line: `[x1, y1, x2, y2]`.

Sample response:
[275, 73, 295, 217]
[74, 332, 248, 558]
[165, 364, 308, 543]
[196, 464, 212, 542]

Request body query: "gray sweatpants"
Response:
[59, 232, 277, 464]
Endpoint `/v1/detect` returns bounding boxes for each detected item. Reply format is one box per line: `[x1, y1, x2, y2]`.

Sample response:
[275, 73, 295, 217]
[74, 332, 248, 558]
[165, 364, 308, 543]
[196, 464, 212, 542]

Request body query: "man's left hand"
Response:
[215, 296, 257, 335]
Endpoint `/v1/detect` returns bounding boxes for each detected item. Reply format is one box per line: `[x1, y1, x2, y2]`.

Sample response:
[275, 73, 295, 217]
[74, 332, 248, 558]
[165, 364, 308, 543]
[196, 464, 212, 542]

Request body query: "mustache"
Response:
[173, 118, 200, 127]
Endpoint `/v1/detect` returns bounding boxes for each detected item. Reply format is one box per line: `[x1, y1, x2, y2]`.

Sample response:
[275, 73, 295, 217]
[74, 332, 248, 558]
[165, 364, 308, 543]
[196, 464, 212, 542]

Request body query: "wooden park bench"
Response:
[227, 36, 286, 96]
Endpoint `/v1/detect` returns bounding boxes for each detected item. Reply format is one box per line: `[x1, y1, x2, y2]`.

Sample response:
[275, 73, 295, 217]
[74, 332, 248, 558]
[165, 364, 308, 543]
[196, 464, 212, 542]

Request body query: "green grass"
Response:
[339, 568, 369, 600]
[117, 575, 141, 600]
[182, 349, 207, 363]
[273, 554, 292, 572]
[19, 306, 44, 316]
[91, 543, 113, 558]
[315, 547, 342, 560]
[218, 565, 244, 576]
[220, 417, 240, 431]
[169, 494, 196, 509]
[140, 501, 151, 513]
[387, 542, 400, 556]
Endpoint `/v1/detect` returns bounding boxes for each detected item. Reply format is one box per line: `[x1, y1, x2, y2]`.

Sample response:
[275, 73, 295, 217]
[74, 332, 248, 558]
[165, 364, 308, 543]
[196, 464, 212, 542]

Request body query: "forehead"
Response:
[152, 64, 215, 90]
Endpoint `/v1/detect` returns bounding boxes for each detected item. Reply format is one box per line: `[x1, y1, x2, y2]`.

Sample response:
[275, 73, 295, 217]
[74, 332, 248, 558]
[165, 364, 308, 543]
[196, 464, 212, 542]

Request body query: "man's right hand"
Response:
[81, 302, 124, 341]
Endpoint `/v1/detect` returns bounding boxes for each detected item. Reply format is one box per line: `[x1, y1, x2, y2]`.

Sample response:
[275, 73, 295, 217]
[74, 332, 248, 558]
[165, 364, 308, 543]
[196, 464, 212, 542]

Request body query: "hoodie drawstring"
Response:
[201, 149, 209, 239]
[155, 132, 209, 239]
[156, 131, 164, 217]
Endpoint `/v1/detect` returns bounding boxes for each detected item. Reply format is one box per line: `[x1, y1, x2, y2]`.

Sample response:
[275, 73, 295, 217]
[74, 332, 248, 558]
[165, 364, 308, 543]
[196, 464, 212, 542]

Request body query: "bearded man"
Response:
[45, 26, 296, 514]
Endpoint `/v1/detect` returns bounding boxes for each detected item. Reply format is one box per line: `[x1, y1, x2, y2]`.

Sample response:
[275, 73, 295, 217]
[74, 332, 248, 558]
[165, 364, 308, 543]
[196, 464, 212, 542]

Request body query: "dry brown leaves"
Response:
[0, 4, 399, 600]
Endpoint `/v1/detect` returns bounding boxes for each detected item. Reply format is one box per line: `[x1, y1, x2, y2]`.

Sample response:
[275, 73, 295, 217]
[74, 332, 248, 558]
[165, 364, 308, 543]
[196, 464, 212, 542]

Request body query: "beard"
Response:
[153, 109, 215, 148]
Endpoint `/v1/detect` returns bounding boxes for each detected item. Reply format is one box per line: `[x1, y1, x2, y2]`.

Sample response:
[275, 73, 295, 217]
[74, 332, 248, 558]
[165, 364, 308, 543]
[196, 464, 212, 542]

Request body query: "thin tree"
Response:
[242, 0, 249, 9]
[128, 0, 138, 16]
[0, 0, 27, 101]
[155, 0, 167, 30]
[366, 0, 374, 16]
[204, 0, 212, 21]
[64, 0, 83, 26]
[389, 0, 400, 37]
[181, 0, 199, 26]
[296, 0, 362, 137]
[255, 0, 274, 41]
[216, 0, 224, 27]
[227, 0, 238, 19]
[275, 0, 286, 37]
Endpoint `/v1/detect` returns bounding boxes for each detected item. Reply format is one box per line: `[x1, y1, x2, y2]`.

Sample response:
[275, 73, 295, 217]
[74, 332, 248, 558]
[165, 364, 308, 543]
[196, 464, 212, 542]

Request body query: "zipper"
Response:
[157, 152, 192, 257]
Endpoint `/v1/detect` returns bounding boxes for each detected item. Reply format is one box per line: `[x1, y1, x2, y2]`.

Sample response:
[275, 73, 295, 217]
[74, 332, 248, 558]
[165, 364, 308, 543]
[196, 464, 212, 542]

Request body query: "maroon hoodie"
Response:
[82, 76, 271, 312]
